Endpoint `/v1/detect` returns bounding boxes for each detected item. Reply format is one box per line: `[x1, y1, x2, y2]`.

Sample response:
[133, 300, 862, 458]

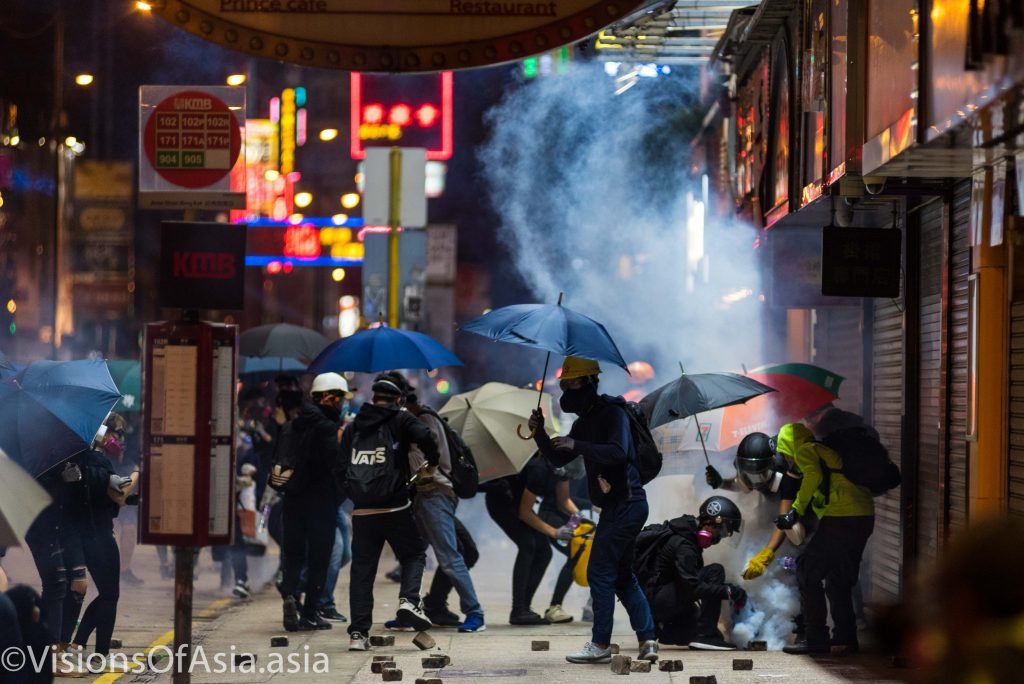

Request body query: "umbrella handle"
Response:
[517, 423, 536, 440]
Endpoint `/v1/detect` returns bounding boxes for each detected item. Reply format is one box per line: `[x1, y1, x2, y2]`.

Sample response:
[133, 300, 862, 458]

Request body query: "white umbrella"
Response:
[0, 448, 52, 547]
[439, 382, 558, 482]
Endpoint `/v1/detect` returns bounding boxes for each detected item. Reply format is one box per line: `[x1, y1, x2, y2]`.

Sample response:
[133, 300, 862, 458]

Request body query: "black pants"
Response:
[650, 563, 724, 645]
[348, 507, 427, 635]
[797, 515, 874, 648]
[24, 511, 68, 645]
[71, 529, 120, 654]
[279, 494, 336, 620]
[424, 516, 479, 610]
[539, 509, 576, 607]
[485, 491, 551, 614]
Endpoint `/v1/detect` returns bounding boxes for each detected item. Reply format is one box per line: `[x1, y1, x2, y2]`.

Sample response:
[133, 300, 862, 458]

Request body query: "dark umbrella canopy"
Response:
[308, 326, 462, 374]
[239, 323, 329, 363]
[0, 359, 123, 476]
[461, 302, 629, 371]
[641, 372, 776, 430]
[239, 356, 309, 382]
[0, 350, 21, 379]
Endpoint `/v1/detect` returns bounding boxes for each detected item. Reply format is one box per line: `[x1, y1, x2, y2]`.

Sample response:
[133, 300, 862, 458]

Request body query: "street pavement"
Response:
[2, 531, 910, 683]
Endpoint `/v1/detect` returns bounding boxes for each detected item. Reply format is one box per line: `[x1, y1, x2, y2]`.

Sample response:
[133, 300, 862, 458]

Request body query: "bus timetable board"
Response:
[141, 320, 237, 546]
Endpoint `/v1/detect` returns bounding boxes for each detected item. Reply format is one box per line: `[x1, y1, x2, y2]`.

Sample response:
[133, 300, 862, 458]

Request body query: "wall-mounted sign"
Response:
[351, 74, 452, 161]
[149, 0, 647, 73]
[139, 86, 246, 210]
[820, 227, 902, 298]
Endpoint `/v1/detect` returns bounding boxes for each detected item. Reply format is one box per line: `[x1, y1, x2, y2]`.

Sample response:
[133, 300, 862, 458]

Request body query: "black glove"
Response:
[705, 465, 723, 489]
[727, 584, 747, 607]
[775, 509, 800, 530]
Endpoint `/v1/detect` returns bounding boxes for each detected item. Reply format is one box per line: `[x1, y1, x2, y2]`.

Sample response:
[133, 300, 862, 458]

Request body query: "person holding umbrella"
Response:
[528, 356, 659, 665]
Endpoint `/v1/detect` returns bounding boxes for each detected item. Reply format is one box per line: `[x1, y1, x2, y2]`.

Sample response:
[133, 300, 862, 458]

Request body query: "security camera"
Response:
[863, 175, 886, 195]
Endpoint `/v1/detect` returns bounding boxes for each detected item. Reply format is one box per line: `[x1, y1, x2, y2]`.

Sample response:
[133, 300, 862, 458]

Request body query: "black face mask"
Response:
[560, 386, 595, 414]
[318, 402, 341, 421]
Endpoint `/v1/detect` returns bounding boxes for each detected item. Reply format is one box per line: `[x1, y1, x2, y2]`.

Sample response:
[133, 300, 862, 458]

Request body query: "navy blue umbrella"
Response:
[239, 356, 309, 382]
[307, 326, 462, 374]
[461, 293, 628, 439]
[0, 350, 20, 379]
[0, 359, 123, 476]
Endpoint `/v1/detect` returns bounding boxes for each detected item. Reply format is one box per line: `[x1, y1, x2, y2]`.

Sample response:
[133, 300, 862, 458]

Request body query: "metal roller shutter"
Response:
[915, 199, 944, 565]
[869, 294, 905, 602]
[1010, 302, 1024, 517]
[947, 181, 972, 530]
[812, 308, 864, 415]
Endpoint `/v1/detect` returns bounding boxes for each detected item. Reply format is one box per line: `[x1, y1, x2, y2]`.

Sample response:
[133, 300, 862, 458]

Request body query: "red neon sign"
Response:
[350, 71, 453, 161]
[283, 225, 321, 258]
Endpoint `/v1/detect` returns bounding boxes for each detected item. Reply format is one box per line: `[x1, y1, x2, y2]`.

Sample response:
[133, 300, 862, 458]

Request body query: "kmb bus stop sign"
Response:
[139, 86, 246, 211]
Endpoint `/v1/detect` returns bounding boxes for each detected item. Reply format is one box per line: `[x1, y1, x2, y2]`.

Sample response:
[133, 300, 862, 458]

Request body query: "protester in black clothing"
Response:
[275, 373, 346, 632]
[636, 497, 745, 650]
[0, 590, 28, 684]
[483, 470, 554, 625]
[336, 372, 439, 651]
[7, 585, 54, 683]
[63, 415, 137, 657]
[23, 477, 73, 647]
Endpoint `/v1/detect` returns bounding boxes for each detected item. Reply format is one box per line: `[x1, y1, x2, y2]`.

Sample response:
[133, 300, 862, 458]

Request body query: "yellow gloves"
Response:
[742, 547, 776, 580]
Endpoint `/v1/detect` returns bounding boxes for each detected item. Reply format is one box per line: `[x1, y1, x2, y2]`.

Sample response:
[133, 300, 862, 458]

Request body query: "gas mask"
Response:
[559, 386, 595, 414]
[102, 435, 124, 460]
[696, 529, 716, 549]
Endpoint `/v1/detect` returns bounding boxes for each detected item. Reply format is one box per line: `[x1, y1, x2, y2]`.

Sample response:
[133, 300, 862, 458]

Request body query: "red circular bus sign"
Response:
[143, 90, 242, 189]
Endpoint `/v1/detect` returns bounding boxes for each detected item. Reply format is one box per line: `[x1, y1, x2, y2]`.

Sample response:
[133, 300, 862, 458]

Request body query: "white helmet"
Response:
[311, 372, 351, 396]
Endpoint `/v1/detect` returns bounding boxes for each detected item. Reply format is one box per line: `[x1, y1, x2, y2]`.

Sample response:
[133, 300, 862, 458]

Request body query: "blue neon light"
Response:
[241, 217, 366, 228]
[245, 256, 363, 267]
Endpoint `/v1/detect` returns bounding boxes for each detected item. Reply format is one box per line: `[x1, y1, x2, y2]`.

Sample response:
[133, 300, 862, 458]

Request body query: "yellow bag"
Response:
[570, 520, 596, 587]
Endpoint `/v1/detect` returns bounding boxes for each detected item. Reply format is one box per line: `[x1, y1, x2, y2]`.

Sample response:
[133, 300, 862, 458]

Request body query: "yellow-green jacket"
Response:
[775, 423, 874, 518]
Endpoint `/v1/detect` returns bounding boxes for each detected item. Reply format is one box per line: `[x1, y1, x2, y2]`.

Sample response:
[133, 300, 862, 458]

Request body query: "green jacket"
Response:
[775, 423, 874, 518]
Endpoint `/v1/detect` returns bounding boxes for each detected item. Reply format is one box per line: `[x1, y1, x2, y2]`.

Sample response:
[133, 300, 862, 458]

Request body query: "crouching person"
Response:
[635, 496, 746, 650]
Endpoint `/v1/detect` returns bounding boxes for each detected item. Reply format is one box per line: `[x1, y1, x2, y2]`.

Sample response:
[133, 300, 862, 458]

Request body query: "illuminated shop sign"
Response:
[350, 72, 453, 161]
[244, 218, 366, 267]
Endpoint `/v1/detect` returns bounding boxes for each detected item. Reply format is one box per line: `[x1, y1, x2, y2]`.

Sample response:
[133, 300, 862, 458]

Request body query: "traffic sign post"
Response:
[138, 86, 246, 211]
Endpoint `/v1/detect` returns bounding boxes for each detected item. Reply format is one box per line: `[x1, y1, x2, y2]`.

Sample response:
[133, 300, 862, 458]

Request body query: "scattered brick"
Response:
[382, 669, 403, 682]
[372, 661, 397, 674]
[658, 660, 684, 672]
[610, 654, 632, 675]
[370, 635, 396, 647]
[270, 637, 289, 648]
[608, 643, 620, 654]
[233, 653, 256, 667]
[630, 661, 652, 672]
[373, 656, 396, 662]
[688, 677, 717, 684]
[415, 680, 443, 684]
[109, 639, 122, 649]
[421, 656, 450, 668]
[531, 640, 549, 651]
[733, 659, 753, 671]
[747, 640, 767, 651]
[412, 632, 436, 650]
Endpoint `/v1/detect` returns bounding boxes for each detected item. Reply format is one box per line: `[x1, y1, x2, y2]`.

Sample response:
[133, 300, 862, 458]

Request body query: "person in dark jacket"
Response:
[7, 585, 54, 683]
[639, 497, 745, 650]
[276, 373, 346, 632]
[336, 372, 440, 652]
[528, 356, 658, 665]
[66, 414, 138, 657]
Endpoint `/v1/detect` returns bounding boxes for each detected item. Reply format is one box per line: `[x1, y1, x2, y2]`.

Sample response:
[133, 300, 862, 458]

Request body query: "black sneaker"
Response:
[509, 610, 550, 626]
[424, 604, 460, 627]
[782, 639, 830, 655]
[317, 608, 348, 623]
[688, 633, 737, 651]
[282, 597, 301, 632]
[303, 614, 332, 630]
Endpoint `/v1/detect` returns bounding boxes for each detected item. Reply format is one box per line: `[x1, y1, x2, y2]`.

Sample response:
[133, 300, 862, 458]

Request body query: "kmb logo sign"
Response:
[160, 222, 246, 310]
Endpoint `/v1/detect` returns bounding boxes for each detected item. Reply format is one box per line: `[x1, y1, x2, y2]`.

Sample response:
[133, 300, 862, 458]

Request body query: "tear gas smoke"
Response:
[480, 62, 766, 393]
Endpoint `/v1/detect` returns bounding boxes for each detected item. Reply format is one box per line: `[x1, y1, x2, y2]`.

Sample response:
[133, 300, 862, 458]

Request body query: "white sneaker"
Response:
[544, 604, 574, 624]
[566, 641, 612, 664]
[348, 632, 370, 651]
[638, 640, 659, 662]
[396, 600, 433, 631]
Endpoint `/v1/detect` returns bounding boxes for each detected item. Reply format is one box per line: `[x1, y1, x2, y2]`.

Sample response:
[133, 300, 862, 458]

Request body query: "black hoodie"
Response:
[336, 403, 439, 510]
[286, 401, 343, 501]
[652, 516, 731, 604]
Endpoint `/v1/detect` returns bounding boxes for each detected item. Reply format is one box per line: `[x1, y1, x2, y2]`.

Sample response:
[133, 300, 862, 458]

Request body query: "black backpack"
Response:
[632, 522, 675, 595]
[344, 420, 409, 508]
[623, 401, 663, 485]
[268, 420, 312, 493]
[418, 407, 479, 499]
[822, 425, 901, 496]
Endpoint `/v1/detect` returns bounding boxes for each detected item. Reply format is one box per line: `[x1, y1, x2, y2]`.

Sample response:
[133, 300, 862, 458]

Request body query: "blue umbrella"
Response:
[239, 356, 309, 381]
[0, 359, 123, 476]
[461, 293, 628, 439]
[307, 326, 462, 374]
[0, 350, 21, 379]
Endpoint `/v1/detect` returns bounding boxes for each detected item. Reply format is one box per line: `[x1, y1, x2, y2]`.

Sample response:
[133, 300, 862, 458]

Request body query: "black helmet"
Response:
[698, 496, 743, 536]
[736, 432, 778, 492]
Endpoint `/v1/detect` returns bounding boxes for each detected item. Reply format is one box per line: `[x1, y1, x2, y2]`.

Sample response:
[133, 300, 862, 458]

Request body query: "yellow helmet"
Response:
[560, 356, 602, 381]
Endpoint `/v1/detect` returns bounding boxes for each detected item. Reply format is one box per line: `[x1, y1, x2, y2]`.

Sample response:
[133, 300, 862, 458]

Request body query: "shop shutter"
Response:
[916, 198, 944, 564]
[1010, 301, 1024, 518]
[869, 294, 905, 602]
[812, 307, 864, 415]
[947, 181, 972, 530]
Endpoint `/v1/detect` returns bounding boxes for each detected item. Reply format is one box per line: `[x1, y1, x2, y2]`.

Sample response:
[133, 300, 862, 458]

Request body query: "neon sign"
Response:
[350, 72, 453, 161]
